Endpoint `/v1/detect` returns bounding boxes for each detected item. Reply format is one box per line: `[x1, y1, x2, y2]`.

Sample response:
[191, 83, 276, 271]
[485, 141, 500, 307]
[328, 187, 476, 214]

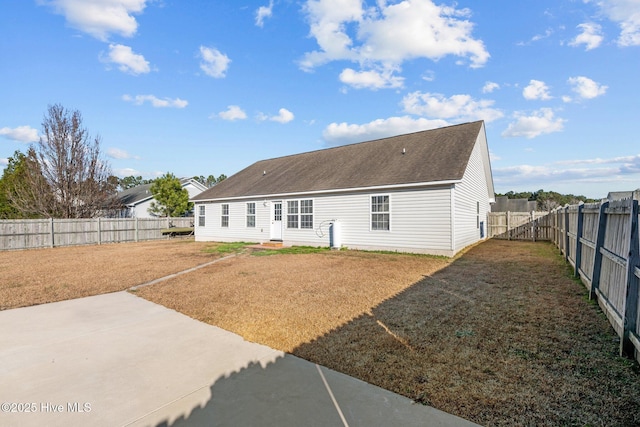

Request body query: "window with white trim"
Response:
[221, 204, 229, 227]
[371, 195, 390, 230]
[246, 202, 256, 227]
[287, 201, 298, 229]
[286, 199, 313, 229]
[198, 205, 205, 227]
[300, 200, 313, 229]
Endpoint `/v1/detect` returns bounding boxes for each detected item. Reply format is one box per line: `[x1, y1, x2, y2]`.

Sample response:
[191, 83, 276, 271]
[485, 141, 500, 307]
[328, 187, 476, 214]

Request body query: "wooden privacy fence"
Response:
[0, 217, 193, 251]
[487, 211, 554, 241]
[490, 201, 640, 363]
[549, 199, 640, 363]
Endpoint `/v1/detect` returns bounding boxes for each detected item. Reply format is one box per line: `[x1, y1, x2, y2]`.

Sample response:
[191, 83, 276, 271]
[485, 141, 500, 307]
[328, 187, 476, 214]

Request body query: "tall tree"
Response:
[119, 175, 153, 190]
[0, 151, 39, 218]
[193, 174, 226, 188]
[148, 173, 192, 217]
[0, 149, 55, 218]
[10, 104, 118, 218]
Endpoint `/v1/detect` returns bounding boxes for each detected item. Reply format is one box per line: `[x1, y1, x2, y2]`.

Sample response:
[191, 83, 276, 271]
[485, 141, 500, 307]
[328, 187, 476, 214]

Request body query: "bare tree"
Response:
[11, 104, 118, 218]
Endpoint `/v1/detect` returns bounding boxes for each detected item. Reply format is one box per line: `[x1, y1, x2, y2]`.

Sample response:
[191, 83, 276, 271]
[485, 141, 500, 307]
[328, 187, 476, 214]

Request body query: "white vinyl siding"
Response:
[281, 188, 453, 254]
[196, 199, 269, 242]
[453, 131, 492, 252]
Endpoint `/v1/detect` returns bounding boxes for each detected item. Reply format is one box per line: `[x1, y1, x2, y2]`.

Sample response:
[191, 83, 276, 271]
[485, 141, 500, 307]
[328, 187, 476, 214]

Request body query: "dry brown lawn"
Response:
[2, 239, 639, 425]
[0, 239, 223, 310]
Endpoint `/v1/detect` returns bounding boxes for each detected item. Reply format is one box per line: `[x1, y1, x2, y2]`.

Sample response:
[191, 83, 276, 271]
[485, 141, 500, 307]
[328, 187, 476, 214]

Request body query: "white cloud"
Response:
[217, 105, 247, 121]
[255, 0, 274, 27]
[493, 164, 611, 186]
[482, 81, 500, 93]
[102, 44, 150, 75]
[531, 28, 553, 42]
[258, 108, 295, 123]
[199, 46, 231, 78]
[0, 125, 39, 143]
[502, 108, 566, 139]
[567, 76, 608, 99]
[107, 147, 139, 159]
[401, 91, 504, 122]
[493, 154, 640, 192]
[114, 167, 141, 177]
[569, 23, 604, 50]
[339, 67, 404, 90]
[421, 70, 436, 82]
[592, 0, 640, 46]
[523, 80, 552, 101]
[122, 94, 188, 108]
[557, 154, 640, 166]
[299, 0, 489, 75]
[39, 0, 148, 41]
[323, 116, 449, 146]
[0, 158, 8, 167]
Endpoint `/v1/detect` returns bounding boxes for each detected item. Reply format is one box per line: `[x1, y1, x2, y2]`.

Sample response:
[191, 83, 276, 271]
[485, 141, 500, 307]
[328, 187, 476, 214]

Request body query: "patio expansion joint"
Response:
[316, 364, 349, 427]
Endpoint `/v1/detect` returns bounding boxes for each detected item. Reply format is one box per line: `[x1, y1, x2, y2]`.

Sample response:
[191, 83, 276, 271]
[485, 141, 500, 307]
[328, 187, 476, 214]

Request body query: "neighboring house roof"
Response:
[193, 121, 488, 201]
[118, 178, 207, 207]
[607, 189, 640, 201]
[118, 183, 154, 206]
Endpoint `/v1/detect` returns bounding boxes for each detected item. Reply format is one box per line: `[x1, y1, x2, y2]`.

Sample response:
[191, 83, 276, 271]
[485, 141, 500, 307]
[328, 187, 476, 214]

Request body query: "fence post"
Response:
[135, 217, 139, 242]
[564, 206, 570, 261]
[50, 217, 55, 248]
[506, 211, 510, 241]
[531, 211, 535, 242]
[590, 201, 609, 300]
[97, 217, 102, 245]
[575, 203, 584, 278]
[621, 199, 639, 358]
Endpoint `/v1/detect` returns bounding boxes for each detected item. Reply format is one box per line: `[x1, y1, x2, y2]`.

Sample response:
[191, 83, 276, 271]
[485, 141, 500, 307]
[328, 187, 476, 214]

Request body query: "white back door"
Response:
[270, 201, 283, 240]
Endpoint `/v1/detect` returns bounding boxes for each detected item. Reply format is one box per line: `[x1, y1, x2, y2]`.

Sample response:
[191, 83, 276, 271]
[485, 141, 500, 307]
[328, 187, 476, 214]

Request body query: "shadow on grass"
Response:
[156, 240, 640, 426]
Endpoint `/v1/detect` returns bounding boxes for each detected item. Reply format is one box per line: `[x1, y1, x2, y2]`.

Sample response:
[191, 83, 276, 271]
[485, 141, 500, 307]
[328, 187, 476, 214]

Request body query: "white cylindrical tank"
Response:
[329, 220, 341, 249]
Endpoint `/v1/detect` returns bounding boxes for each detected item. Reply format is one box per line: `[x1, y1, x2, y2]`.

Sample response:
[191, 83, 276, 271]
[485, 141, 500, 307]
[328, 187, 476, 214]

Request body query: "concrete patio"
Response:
[0, 291, 479, 426]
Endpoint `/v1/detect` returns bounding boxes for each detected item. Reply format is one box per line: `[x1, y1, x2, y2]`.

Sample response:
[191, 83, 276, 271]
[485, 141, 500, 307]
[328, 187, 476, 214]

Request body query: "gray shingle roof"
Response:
[117, 183, 154, 205]
[193, 121, 485, 201]
[118, 178, 205, 205]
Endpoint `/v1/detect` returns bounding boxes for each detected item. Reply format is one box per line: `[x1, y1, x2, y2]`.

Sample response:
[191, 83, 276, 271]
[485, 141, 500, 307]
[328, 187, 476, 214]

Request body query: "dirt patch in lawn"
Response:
[136, 240, 640, 426]
[0, 239, 227, 310]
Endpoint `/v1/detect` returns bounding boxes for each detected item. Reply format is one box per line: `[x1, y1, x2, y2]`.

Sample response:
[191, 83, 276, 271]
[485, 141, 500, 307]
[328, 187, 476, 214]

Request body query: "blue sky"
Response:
[1, 0, 639, 199]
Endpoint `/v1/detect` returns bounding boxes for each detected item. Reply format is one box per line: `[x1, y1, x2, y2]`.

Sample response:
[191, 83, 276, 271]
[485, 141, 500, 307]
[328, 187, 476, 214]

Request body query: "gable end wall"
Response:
[453, 132, 492, 252]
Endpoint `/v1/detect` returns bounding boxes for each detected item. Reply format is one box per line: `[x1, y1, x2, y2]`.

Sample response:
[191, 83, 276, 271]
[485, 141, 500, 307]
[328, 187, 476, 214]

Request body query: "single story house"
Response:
[192, 121, 495, 256]
[115, 178, 208, 218]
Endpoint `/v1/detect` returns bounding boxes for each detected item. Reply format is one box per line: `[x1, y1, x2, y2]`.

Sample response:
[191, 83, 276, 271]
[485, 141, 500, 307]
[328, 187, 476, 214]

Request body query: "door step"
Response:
[261, 241, 284, 248]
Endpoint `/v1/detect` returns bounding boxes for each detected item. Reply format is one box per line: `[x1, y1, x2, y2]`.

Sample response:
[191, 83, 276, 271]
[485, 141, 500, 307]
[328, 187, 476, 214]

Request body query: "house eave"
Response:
[192, 179, 462, 203]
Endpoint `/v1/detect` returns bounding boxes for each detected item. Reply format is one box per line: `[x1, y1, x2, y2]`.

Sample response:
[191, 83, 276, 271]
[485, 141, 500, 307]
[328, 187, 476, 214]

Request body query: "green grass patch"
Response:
[252, 246, 332, 256]
[202, 242, 256, 255]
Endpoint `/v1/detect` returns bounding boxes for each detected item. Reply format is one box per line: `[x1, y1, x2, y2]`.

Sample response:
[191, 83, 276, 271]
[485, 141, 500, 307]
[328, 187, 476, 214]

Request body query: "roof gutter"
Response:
[192, 179, 462, 203]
